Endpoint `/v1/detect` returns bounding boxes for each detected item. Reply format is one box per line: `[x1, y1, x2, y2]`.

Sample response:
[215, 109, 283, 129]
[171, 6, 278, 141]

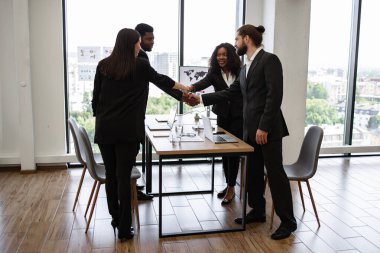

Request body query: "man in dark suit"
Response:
[135, 23, 182, 100]
[134, 23, 183, 200]
[186, 24, 297, 240]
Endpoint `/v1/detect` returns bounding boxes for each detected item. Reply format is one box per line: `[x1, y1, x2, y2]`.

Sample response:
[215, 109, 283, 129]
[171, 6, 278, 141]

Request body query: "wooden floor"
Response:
[1, 156, 380, 253]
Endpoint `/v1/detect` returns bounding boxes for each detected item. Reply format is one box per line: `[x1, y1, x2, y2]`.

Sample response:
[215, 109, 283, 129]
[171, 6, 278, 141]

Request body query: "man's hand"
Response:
[183, 93, 200, 106]
[256, 129, 268, 145]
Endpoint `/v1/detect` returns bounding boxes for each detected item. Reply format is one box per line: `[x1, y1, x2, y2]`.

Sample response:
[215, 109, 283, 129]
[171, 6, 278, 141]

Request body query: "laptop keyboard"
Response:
[214, 135, 227, 142]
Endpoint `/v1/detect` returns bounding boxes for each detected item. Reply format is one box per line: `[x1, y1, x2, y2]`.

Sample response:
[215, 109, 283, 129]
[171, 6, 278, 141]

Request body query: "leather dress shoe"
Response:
[136, 184, 145, 191]
[118, 227, 134, 241]
[137, 190, 154, 200]
[234, 214, 266, 224]
[217, 187, 228, 199]
[271, 223, 297, 240]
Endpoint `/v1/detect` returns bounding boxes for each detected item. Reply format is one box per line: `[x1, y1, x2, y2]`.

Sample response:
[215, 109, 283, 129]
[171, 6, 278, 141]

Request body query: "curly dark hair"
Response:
[208, 43, 241, 77]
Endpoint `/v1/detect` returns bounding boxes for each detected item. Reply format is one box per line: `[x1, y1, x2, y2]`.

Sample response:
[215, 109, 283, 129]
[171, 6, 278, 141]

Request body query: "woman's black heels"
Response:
[118, 227, 134, 241]
[221, 192, 235, 206]
[111, 219, 119, 236]
[217, 187, 228, 199]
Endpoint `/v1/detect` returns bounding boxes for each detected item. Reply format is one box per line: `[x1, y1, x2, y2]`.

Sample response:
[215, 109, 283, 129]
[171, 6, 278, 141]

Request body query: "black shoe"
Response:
[217, 187, 228, 199]
[136, 184, 145, 191]
[111, 219, 119, 236]
[118, 227, 134, 241]
[234, 214, 266, 224]
[137, 190, 154, 201]
[221, 193, 235, 206]
[271, 223, 297, 240]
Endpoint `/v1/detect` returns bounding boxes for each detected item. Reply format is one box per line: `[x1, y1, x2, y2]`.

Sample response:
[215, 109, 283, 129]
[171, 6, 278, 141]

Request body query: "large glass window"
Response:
[354, 0, 380, 145]
[65, 0, 179, 150]
[307, 0, 352, 147]
[65, 0, 243, 152]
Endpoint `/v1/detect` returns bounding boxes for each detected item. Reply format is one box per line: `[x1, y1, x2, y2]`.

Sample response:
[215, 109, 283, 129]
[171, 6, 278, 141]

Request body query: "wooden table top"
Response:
[145, 113, 254, 156]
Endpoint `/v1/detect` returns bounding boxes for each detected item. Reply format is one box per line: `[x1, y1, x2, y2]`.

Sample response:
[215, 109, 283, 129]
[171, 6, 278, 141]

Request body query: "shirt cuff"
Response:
[197, 92, 204, 105]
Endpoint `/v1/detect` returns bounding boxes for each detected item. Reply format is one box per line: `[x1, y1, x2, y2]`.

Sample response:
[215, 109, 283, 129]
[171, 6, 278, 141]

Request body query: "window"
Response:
[354, 0, 380, 145]
[307, 0, 352, 147]
[65, 0, 244, 153]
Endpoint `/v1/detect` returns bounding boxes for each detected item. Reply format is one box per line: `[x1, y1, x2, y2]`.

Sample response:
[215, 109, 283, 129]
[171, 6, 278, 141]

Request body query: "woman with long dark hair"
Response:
[92, 28, 188, 241]
[190, 42, 243, 205]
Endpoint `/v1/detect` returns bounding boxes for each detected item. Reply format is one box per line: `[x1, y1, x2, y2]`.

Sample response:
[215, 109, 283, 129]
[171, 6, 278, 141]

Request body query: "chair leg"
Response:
[85, 181, 101, 233]
[306, 180, 320, 227]
[85, 180, 97, 218]
[131, 179, 140, 228]
[298, 181, 305, 212]
[72, 165, 87, 211]
[270, 204, 275, 229]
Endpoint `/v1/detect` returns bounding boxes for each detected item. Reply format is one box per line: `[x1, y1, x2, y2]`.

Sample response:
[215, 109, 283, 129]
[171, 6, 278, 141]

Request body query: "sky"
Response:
[309, 0, 380, 69]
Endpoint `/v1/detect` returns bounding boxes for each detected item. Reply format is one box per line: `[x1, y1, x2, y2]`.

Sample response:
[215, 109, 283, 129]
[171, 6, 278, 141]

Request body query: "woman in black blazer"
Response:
[191, 43, 243, 205]
[92, 28, 188, 241]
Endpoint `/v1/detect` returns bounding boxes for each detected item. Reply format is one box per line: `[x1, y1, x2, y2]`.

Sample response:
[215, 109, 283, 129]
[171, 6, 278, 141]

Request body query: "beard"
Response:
[236, 44, 247, 56]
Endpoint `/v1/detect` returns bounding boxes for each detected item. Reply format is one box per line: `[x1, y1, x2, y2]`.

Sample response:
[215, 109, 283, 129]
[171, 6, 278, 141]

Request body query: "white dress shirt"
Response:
[245, 46, 263, 78]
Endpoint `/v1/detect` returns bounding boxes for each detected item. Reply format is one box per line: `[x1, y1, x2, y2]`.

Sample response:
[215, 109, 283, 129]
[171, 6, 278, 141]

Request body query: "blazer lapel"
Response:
[240, 65, 247, 92]
[246, 50, 265, 81]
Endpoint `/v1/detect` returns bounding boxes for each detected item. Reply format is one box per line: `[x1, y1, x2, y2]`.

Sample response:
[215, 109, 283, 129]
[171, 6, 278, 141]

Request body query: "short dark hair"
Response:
[135, 23, 154, 37]
[237, 24, 265, 47]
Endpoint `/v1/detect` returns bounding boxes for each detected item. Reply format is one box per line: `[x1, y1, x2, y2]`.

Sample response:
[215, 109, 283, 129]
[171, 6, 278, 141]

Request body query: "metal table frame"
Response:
[144, 135, 252, 238]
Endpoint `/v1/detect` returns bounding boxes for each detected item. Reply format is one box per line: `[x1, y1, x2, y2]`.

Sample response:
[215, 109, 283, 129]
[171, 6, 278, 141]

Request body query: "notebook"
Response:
[147, 108, 177, 131]
[202, 116, 238, 144]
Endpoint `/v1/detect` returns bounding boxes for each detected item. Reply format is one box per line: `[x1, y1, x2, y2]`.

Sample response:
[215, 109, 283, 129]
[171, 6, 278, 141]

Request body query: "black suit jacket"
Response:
[92, 58, 179, 144]
[202, 50, 289, 142]
[192, 71, 242, 119]
[138, 50, 182, 101]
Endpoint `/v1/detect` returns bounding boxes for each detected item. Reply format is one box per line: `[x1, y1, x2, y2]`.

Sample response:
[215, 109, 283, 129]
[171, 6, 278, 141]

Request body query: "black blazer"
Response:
[92, 58, 179, 144]
[202, 50, 289, 142]
[192, 70, 243, 119]
[138, 50, 182, 101]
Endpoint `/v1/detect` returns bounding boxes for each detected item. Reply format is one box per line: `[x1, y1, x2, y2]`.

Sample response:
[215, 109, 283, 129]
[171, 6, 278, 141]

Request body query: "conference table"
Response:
[144, 113, 254, 238]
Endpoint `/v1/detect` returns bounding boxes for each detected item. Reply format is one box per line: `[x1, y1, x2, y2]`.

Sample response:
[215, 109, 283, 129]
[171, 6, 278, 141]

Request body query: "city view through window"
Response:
[307, 0, 380, 147]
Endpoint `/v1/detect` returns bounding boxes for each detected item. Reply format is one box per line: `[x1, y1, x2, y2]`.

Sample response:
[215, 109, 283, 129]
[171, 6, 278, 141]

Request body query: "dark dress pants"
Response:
[98, 142, 140, 235]
[217, 116, 243, 187]
[246, 137, 296, 226]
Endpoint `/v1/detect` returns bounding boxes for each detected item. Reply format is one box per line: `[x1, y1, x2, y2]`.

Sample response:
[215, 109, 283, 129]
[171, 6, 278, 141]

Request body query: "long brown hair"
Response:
[99, 28, 140, 80]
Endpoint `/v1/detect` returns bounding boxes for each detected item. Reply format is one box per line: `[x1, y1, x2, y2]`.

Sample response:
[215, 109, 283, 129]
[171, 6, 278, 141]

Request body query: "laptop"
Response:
[147, 107, 177, 131]
[202, 116, 238, 144]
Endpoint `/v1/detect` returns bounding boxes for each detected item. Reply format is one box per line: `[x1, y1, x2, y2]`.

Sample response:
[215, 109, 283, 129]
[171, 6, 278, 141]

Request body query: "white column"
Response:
[245, 0, 311, 163]
[13, 0, 36, 171]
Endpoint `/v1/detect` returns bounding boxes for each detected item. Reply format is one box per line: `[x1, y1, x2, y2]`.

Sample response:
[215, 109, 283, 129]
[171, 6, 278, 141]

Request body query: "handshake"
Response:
[176, 83, 201, 106]
[182, 92, 200, 106]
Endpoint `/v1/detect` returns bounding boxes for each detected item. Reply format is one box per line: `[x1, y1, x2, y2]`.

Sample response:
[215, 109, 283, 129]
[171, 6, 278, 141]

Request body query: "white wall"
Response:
[245, 0, 311, 163]
[0, 0, 310, 168]
[0, 0, 66, 170]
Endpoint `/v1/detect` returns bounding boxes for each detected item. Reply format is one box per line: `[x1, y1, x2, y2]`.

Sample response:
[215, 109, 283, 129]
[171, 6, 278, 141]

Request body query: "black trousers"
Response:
[98, 142, 140, 235]
[217, 116, 243, 187]
[246, 137, 296, 226]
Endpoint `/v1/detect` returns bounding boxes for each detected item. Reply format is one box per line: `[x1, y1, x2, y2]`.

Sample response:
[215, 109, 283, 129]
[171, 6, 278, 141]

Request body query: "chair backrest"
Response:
[68, 117, 86, 165]
[78, 126, 104, 182]
[295, 126, 324, 179]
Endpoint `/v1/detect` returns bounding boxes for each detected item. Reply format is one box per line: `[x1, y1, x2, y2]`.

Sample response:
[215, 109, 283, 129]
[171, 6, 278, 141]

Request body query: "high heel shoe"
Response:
[217, 187, 228, 199]
[221, 193, 235, 206]
[111, 219, 119, 236]
[118, 227, 134, 241]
